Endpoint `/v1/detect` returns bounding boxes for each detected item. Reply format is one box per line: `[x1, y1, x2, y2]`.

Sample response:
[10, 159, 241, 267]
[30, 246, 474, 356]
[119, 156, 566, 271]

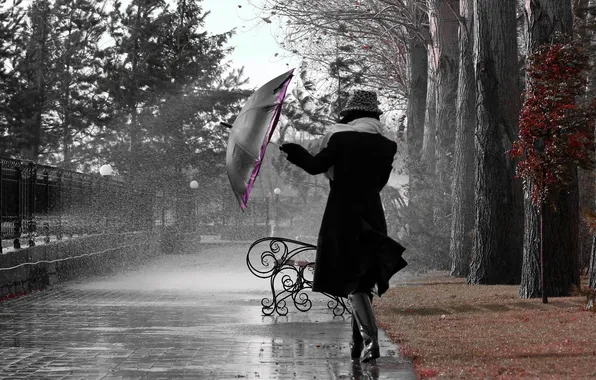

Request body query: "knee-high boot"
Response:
[350, 313, 363, 359]
[349, 292, 380, 362]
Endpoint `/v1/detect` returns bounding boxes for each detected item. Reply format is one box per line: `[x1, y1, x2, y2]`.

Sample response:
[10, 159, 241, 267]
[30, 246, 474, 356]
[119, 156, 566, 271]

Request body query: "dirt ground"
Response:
[375, 271, 596, 379]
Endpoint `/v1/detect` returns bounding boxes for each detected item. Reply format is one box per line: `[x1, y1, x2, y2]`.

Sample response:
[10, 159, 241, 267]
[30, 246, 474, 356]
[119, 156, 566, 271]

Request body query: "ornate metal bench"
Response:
[246, 237, 350, 316]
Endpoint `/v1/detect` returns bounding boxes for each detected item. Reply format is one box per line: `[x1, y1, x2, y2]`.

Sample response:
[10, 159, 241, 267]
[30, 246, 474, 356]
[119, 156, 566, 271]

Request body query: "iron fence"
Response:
[1, 157, 156, 252]
[0, 156, 313, 252]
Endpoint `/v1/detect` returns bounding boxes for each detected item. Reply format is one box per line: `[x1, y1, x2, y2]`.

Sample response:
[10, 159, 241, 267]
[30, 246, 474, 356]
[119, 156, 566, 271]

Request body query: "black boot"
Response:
[350, 314, 363, 360]
[349, 292, 380, 363]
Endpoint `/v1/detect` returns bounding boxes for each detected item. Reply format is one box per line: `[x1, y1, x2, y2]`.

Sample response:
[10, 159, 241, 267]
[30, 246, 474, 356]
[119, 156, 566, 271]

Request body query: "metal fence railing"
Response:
[0, 156, 313, 252]
[1, 157, 156, 252]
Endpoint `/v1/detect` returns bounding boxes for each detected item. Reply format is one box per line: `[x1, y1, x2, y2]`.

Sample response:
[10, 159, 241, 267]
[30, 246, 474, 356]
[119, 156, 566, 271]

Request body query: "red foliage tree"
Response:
[511, 40, 596, 302]
[511, 41, 596, 207]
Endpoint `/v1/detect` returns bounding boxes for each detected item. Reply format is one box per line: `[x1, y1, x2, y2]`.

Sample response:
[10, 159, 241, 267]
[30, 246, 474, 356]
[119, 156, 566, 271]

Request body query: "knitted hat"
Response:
[339, 90, 383, 116]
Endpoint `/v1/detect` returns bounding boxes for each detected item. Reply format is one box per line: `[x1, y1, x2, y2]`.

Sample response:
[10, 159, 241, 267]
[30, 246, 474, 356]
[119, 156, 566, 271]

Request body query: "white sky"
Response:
[201, 0, 298, 88]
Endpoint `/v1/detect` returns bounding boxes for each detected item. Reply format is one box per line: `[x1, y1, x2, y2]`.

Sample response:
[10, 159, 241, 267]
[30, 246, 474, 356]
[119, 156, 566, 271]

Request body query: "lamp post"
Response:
[99, 164, 113, 233]
[190, 180, 199, 232]
[274, 187, 281, 233]
[265, 196, 270, 230]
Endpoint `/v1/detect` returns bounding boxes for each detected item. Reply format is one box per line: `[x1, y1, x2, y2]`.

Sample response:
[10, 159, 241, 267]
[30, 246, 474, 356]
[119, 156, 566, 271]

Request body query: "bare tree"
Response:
[421, 52, 437, 174]
[257, 0, 415, 100]
[574, 0, 596, 289]
[449, 0, 474, 277]
[404, 0, 429, 218]
[590, 0, 596, 290]
[256, 0, 470, 269]
[433, 0, 459, 210]
[468, 0, 522, 284]
[417, 0, 460, 263]
[405, 1, 428, 166]
[575, 0, 596, 288]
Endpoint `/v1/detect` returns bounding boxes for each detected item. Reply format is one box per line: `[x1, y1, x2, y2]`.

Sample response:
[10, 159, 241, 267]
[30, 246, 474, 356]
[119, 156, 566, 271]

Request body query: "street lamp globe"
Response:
[99, 164, 113, 176]
[273, 187, 281, 195]
[190, 180, 199, 189]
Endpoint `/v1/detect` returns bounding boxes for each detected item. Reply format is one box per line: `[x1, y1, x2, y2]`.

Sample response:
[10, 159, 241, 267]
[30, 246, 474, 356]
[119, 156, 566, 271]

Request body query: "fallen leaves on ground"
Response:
[375, 271, 596, 379]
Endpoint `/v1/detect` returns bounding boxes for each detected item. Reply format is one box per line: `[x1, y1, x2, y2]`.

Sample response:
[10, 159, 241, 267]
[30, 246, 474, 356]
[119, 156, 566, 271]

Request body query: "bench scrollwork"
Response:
[246, 237, 350, 316]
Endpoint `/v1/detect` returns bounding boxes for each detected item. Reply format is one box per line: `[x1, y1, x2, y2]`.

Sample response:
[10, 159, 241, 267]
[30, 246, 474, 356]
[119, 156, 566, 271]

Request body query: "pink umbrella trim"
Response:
[241, 70, 293, 210]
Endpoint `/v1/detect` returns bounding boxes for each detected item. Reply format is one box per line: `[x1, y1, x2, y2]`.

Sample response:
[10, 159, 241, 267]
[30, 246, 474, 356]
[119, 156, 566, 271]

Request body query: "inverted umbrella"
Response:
[225, 69, 294, 210]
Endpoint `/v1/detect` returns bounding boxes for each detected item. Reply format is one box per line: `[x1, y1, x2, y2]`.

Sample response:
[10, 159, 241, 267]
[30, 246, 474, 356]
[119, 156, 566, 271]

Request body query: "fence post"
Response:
[56, 170, 63, 240]
[161, 192, 165, 230]
[43, 170, 50, 243]
[66, 172, 73, 238]
[87, 177, 93, 235]
[103, 177, 109, 233]
[97, 176, 103, 233]
[27, 162, 36, 247]
[14, 165, 21, 249]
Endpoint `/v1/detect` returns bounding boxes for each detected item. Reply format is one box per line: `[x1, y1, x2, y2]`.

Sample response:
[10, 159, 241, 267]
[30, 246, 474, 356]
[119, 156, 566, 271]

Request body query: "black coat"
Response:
[283, 131, 407, 298]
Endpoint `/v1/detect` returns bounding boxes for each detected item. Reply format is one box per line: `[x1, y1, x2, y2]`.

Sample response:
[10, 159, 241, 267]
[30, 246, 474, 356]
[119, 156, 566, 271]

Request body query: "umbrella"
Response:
[225, 69, 294, 210]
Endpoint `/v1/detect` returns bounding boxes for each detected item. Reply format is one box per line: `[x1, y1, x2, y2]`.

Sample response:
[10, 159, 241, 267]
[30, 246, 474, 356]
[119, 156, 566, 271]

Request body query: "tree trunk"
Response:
[521, 174, 580, 297]
[450, 0, 475, 277]
[590, 235, 596, 288]
[519, 185, 541, 297]
[404, 3, 428, 237]
[128, 6, 142, 182]
[525, 0, 573, 51]
[468, 0, 522, 284]
[586, 0, 596, 289]
[520, 0, 580, 298]
[575, 0, 595, 270]
[416, 48, 438, 246]
[31, 1, 49, 162]
[433, 0, 460, 214]
[406, 33, 428, 165]
[578, 169, 595, 272]
[587, 0, 596, 101]
[421, 45, 437, 175]
[62, 18, 73, 170]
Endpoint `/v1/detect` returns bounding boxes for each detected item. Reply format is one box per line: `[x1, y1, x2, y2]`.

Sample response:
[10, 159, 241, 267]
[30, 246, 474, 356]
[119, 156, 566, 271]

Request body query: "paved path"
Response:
[0, 245, 415, 379]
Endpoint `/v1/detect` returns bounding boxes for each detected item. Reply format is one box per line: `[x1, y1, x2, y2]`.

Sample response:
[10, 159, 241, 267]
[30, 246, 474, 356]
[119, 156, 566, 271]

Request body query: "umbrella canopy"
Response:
[226, 69, 294, 210]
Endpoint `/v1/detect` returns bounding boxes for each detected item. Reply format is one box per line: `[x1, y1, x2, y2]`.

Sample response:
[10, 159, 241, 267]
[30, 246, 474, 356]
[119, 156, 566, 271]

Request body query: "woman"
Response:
[280, 90, 407, 363]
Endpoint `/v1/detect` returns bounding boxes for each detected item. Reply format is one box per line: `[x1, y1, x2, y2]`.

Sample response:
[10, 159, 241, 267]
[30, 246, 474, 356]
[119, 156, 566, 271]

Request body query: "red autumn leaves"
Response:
[510, 41, 596, 207]
[0, 291, 28, 303]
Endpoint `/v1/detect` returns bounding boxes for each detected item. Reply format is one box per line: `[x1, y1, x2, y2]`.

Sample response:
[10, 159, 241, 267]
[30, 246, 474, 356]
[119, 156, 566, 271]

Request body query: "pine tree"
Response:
[99, 1, 249, 189]
[5, 0, 54, 162]
[0, 0, 26, 156]
[45, 0, 109, 169]
[100, 0, 162, 179]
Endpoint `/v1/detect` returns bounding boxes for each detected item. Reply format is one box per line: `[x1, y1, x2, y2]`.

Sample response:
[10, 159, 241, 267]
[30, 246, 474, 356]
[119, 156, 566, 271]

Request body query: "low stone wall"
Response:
[165, 229, 304, 255]
[166, 232, 252, 255]
[0, 231, 162, 298]
[197, 225, 269, 241]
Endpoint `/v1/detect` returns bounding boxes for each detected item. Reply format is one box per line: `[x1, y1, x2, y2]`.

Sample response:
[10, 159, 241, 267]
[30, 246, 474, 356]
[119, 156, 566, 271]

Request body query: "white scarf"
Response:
[319, 117, 385, 180]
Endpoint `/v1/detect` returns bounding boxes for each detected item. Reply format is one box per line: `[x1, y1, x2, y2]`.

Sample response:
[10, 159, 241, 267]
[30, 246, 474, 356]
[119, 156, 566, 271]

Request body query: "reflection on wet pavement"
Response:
[0, 248, 415, 379]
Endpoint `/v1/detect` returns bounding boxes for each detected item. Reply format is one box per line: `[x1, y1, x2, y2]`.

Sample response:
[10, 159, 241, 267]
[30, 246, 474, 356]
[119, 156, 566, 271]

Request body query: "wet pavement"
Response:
[0, 245, 415, 379]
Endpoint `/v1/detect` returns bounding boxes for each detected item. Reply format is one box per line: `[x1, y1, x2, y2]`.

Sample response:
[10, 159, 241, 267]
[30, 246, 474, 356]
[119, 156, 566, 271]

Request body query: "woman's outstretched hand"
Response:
[279, 143, 303, 157]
